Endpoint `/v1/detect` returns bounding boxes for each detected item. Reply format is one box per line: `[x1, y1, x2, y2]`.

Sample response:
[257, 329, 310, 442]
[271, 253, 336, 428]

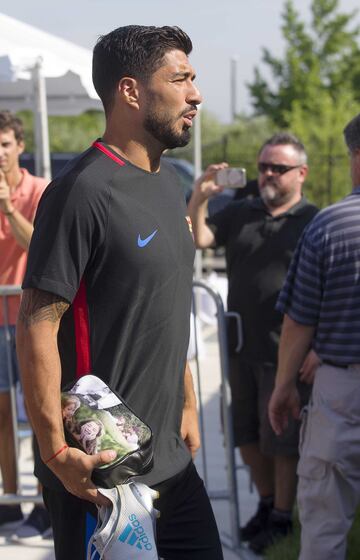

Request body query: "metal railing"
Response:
[0, 285, 42, 506]
[191, 280, 255, 559]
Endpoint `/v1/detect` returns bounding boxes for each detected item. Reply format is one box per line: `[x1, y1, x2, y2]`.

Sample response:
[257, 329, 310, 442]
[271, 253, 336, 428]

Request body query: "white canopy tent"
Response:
[0, 12, 101, 179]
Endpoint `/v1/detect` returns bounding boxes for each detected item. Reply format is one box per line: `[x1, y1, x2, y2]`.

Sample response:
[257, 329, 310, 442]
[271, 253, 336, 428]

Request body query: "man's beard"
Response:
[144, 107, 192, 149]
[260, 183, 292, 208]
[260, 185, 278, 206]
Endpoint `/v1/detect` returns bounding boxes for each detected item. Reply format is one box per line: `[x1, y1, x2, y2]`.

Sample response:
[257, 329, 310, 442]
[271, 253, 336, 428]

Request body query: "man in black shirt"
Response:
[16, 25, 223, 559]
[188, 133, 318, 554]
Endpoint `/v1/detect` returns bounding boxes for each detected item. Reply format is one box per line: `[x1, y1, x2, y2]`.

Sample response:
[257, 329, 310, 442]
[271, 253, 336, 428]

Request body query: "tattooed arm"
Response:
[16, 288, 116, 505]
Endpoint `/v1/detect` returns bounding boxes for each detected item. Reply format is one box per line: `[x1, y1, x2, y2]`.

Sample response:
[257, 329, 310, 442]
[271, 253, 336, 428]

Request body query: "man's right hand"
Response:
[188, 162, 230, 248]
[47, 446, 117, 506]
[268, 383, 300, 436]
[193, 163, 228, 203]
[0, 169, 13, 213]
[299, 349, 320, 384]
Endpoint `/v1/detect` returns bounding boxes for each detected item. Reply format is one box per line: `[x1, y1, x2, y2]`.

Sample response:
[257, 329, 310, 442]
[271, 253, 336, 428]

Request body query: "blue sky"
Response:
[1, 0, 359, 122]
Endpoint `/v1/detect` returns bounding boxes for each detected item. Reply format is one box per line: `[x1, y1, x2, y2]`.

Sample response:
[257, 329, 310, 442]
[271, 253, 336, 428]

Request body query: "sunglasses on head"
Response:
[257, 162, 302, 175]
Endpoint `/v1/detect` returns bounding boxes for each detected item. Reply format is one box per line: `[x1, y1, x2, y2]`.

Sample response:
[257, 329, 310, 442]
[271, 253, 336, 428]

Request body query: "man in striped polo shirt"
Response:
[269, 113, 360, 560]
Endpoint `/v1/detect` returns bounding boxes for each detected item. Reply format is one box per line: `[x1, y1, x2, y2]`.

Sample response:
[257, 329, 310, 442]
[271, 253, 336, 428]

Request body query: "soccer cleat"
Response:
[88, 482, 159, 560]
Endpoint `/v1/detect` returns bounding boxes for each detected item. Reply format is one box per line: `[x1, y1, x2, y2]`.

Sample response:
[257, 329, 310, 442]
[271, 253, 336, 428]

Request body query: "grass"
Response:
[265, 508, 360, 560]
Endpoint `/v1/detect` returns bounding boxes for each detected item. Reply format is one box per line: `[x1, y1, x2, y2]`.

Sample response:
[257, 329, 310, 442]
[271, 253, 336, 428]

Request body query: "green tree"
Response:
[49, 111, 105, 152]
[248, 0, 360, 205]
[200, 114, 276, 175]
[249, 0, 360, 128]
[18, 110, 36, 153]
[287, 89, 358, 206]
[18, 110, 105, 153]
[174, 110, 275, 179]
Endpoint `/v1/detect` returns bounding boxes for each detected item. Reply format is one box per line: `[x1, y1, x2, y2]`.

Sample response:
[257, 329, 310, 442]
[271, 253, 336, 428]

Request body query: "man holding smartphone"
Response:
[188, 132, 318, 554]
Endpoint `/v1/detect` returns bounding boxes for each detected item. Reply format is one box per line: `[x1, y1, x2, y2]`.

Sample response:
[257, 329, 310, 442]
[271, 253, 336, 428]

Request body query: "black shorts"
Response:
[229, 357, 311, 455]
[43, 461, 223, 560]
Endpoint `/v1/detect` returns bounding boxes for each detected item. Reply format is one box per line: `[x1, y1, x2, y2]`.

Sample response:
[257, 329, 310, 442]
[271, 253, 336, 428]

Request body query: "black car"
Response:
[20, 152, 195, 199]
[164, 156, 240, 213]
[20, 152, 243, 213]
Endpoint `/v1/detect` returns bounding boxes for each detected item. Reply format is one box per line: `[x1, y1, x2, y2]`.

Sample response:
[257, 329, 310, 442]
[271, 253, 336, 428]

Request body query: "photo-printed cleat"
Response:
[87, 482, 159, 559]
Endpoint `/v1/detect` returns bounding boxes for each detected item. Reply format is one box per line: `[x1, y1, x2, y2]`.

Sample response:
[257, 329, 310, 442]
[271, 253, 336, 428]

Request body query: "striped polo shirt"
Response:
[277, 186, 360, 365]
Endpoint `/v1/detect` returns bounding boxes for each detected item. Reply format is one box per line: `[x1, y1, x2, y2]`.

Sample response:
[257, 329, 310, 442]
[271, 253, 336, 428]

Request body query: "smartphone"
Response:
[216, 167, 247, 188]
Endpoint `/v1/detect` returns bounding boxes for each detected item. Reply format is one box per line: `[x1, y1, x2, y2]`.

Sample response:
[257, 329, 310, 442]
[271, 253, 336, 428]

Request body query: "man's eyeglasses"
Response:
[257, 162, 302, 175]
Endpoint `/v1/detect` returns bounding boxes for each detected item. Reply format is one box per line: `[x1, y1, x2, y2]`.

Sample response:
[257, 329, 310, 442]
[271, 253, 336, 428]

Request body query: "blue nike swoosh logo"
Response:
[137, 229, 158, 248]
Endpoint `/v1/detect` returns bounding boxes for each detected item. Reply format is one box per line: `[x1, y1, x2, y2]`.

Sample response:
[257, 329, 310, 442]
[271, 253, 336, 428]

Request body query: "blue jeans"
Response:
[0, 325, 20, 392]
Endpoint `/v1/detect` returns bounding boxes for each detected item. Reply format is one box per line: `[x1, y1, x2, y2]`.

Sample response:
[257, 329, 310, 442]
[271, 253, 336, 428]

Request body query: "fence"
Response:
[192, 280, 257, 559]
[0, 285, 42, 506]
[175, 128, 351, 208]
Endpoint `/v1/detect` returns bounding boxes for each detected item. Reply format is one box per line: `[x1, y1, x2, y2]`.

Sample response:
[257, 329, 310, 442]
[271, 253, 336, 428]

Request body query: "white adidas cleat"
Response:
[88, 482, 160, 560]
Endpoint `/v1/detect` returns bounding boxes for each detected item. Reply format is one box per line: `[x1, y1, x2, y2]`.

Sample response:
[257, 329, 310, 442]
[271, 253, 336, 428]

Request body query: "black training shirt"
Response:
[23, 140, 195, 489]
[207, 197, 318, 364]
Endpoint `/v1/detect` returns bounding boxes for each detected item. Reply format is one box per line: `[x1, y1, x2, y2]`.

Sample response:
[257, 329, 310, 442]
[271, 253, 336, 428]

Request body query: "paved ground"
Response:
[0, 323, 261, 560]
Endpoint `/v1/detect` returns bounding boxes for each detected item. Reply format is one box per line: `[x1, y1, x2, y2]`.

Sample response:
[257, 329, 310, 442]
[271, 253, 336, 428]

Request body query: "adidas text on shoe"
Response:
[118, 513, 154, 551]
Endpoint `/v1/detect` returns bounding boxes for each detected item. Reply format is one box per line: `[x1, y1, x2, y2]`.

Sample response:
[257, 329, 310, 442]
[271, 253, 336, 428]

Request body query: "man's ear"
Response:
[299, 164, 308, 183]
[117, 77, 140, 109]
[17, 140, 25, 157]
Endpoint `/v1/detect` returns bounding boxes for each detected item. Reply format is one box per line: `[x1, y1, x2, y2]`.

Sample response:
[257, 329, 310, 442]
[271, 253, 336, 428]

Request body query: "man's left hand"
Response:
[181, 405, 201, 458]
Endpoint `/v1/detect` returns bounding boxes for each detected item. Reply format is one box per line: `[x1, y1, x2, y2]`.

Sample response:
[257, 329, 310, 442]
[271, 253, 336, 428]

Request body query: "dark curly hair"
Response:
[0, 110, 24, 143]
[93, 25, 192, 113]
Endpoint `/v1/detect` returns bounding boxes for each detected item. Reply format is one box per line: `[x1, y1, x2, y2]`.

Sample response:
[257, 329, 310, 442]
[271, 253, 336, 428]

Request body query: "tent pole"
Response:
[32, 58, 51, 181]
